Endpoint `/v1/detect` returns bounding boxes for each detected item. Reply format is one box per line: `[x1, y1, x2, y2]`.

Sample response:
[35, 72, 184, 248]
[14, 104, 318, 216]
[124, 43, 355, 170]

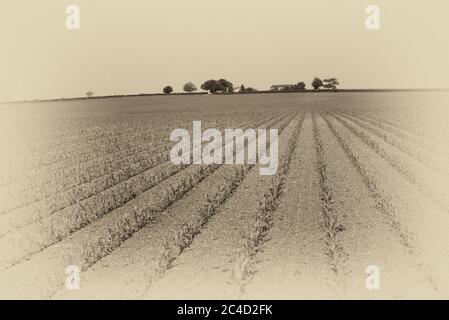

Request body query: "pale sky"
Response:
[1, 0, 449, 101]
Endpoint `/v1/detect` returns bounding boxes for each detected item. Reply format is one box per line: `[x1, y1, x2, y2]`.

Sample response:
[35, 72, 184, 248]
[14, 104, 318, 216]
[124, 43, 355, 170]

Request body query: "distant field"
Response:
[1, 92, 449, 299]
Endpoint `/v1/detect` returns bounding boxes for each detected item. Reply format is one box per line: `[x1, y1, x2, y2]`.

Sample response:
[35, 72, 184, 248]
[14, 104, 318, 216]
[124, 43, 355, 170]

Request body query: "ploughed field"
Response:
[1, 92, 449, 299]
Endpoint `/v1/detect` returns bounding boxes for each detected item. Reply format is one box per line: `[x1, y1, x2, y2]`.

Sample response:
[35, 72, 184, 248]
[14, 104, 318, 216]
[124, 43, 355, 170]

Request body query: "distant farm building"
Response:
[270, 84, 292, 91]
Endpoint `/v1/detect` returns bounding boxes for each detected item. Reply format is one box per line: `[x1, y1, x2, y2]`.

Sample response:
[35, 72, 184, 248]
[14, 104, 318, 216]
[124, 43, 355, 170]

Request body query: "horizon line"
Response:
[2, 87, 449, 105]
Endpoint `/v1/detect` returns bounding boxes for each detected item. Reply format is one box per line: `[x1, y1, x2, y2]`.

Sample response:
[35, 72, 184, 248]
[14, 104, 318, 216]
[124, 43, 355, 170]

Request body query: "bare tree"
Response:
[183, 82, 197, 93]
[323, 78, 340, 90]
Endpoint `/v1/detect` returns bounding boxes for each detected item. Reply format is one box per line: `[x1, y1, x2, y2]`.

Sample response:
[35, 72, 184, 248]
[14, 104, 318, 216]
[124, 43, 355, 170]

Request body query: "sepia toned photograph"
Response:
[1, 0, 449, 305]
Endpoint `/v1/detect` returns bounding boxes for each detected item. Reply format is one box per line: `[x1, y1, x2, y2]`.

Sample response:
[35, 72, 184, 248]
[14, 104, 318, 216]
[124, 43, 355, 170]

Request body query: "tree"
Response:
[218, 79, 233, 93]
[86, 91, 94, 98]
[201, 80, 221, 93]
[311, 78, 323, 90]
[279, 82, 306, 92]
[323, 78, 339, 90]
[239, 84, 257, 93]
[163, 86, 173, 95]
[183, 82, 197, 93]
[296, 82, 306, 91]
[201, 78, 234, 93]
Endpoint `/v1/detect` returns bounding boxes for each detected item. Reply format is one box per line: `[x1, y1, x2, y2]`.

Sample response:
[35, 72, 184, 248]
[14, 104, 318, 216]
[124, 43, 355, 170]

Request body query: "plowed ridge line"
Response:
[0, 115, 266, 195]
[327, 111, 449, 215]
[334, 110, 449, 177]
[142, 114, 302, 299]
[0, 114, 288, 270]
[312, 112, 347, 276]
[0, 113, 293, 299]
[337, 109, 449, 159]
[242, 111, 337, 299]
[316, 111, 438, 298]
[322, 112, 449, 294]
[0, 117, 262, 211]
[231, 112, 306, 298]
[0, 115, 277, 238]
[53, 114, 297, 299]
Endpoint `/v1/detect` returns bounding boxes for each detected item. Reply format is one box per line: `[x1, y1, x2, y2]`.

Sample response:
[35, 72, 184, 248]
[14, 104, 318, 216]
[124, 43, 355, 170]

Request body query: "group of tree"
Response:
[281, 82, 306, 92]
[201, 79, 233, 93]
[163, 79, 234, 95]
[162, 77, 339, 95]
[312, 77, 339, 90]
[163, 82, 198, 95]
[239, 85, 257, 93]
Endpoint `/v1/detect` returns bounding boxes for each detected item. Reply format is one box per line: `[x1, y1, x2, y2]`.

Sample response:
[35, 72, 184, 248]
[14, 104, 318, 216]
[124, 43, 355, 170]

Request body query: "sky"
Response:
[1, 0, 449, 101]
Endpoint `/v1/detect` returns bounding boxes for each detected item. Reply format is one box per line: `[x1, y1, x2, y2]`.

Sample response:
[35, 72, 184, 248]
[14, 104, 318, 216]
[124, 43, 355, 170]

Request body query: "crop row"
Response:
[0, 115, 269, 213]
[149, 113, 298, 289]
[0, 117, 226, 193]
[0, 112, 257, 188]
[0, 114, 278, 237]
[157, 166, 252, 275]
[340, 111, 449, 159]
[328, 111, 449, 214]
[312, 112, 347, 274]
[0, 113, 295, 298]
[0, 113, 291, 271]
[0, 141, 172, 214]
[320, 112, 412, 248]
[231, 113, 305, 294]
[0, 149, 170, 238]
[0, 120, 179, 184]
[5, 110, 264, 171]
[12, 111, 257, 157]
[329, 112, 417, 184]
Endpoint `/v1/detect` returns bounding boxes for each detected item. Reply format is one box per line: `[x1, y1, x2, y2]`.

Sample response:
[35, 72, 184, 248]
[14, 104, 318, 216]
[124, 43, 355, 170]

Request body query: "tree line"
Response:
[84, 77, 339, 98]
[161, 77, 339, 95]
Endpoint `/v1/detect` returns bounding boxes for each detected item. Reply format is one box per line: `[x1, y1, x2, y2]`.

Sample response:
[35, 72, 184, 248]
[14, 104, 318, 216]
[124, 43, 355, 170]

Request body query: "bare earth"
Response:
[0, 92, 449, 299]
